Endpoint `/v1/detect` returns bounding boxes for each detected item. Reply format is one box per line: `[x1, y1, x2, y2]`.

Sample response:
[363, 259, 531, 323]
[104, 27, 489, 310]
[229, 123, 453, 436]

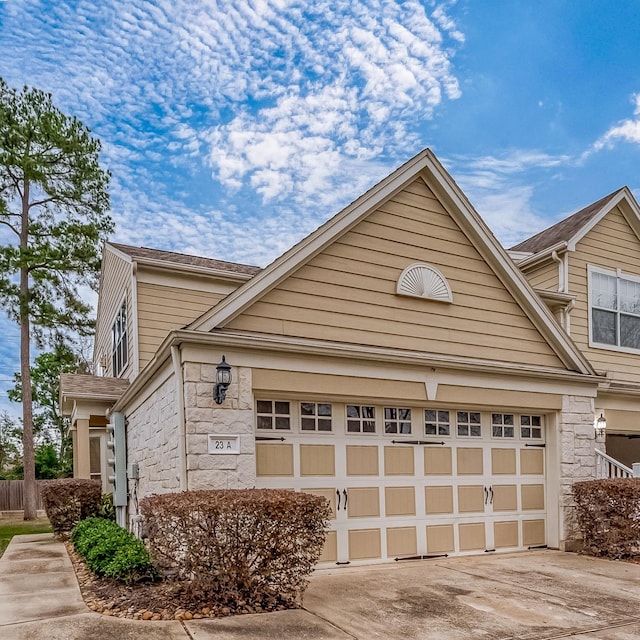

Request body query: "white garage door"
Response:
[254, 401, 546, 565]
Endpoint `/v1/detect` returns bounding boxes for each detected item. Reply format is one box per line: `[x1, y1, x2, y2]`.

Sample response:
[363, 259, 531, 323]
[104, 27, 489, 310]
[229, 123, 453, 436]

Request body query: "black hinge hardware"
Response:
[255, 436, 287, 441]
[395, 553, 448, 561]
[528, 545, 548, 550]
[335, 561, 351, 565]
[391, 440, 445, 446]
[525, 443, 546, 448]
[484, 548, 496, 553]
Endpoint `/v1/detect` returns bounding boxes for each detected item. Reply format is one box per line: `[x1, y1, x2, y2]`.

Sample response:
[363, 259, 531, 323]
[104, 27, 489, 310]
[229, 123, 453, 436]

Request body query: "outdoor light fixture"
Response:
[594, 412, 607, 438]
[213, 355, 232, 405]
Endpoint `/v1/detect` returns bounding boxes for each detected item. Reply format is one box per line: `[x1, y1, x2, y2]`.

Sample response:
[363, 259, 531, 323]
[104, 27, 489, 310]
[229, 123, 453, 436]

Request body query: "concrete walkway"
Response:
[3, 533, 640, 639]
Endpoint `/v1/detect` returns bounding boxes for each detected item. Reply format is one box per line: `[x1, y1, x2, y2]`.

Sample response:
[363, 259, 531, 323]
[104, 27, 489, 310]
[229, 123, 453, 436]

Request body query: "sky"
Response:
[2, 0, 640, 416]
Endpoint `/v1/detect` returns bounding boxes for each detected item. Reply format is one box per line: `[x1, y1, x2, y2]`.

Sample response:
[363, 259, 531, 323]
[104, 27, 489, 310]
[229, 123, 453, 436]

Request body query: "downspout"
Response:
[551, 251, 565, 293]
[171, 344, 188, 490]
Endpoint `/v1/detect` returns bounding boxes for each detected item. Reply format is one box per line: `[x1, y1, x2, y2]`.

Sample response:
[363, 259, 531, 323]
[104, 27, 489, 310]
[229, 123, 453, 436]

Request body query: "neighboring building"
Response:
[60, 149, 637, 565]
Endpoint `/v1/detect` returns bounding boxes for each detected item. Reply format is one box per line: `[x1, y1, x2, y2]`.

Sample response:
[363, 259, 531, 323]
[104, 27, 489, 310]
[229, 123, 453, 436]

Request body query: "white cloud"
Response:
[592, 94, 640, 152]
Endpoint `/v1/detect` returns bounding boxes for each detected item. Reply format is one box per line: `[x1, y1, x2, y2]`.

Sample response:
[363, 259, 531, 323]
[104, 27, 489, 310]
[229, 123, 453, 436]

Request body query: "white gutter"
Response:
[171, 345, 188, 490]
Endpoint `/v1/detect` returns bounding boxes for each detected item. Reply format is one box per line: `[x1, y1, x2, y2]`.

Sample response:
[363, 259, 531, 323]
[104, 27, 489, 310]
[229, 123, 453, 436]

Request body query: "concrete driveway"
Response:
[303, 551, 640, 639]
[3, 535, 640, 639]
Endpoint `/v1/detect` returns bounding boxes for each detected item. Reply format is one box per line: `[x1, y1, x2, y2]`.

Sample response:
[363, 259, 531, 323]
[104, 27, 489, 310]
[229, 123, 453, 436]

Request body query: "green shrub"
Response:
[71, 517, 157, 584]
[40, 479, 102, 536]
[140, 489, 330, 607]
[97, 493, 115, 520]
[573, 478, 640, 558]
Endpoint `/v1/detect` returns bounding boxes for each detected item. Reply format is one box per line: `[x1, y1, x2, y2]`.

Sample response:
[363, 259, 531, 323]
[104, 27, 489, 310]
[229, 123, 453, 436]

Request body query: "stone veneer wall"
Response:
[558, 394, 596, 549]
[126, 367, 181, 501]
[184, 361, 256, 490]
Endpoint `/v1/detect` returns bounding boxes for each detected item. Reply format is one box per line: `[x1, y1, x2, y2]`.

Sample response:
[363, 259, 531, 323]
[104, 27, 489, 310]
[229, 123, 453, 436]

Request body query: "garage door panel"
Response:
[424, 447, 452, 475]
[521, 484, 545, 510]
[521, 449, 544, 475]
[387, 526, 417, 557]
[347, 487, 380, 518]
[300, 444, 335, 476]
[426, 524, 455, 553]
[494, 521, 519, 548]
[457, 448, 483, 475]
[385, 486, 416, 516]
[492, 485, 517, 511]
[459, 522, 486, 551]
[346, 445, 379, 476]
[256, 443, 294, 476]
[349, 529, 381, 560]
[492, 449, 516, 475]
[523, 519, 546, 546]
[319, 531, 338, 563]
[384, 446, 415, 475]
[458, 485, 485, 513]
[425, 486, 454, 514]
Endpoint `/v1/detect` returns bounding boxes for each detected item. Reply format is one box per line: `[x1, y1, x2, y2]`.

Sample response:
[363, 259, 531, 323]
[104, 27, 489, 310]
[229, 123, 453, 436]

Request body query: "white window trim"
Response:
[111, 299, 128, 377]
[588, 264, 640, 355]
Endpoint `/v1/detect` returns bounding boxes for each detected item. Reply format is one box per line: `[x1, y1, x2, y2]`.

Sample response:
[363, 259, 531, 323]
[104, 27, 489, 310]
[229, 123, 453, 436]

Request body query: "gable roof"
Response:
[188, 148, 595, 375]
[108, 242, 261, 278]
[510, 188, 627, 254]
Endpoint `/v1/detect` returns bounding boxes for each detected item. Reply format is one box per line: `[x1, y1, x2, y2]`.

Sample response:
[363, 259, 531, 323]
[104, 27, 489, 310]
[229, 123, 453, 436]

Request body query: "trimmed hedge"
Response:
[40, 479, 102, 536]
[140, 489, 331, 606]
[71, 517, 157, 584]
[573, 478, 640, 558]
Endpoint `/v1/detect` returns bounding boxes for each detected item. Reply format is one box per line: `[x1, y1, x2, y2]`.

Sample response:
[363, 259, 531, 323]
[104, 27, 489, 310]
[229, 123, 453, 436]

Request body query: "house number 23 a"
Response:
[207, 435, 240, 455]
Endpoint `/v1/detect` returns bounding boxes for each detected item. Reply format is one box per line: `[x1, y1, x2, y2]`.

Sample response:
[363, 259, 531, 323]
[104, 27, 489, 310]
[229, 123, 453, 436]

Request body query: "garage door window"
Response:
[492, 413, 515, 438]
[384, 407, 412, 434]
[301, 402, 333, 431]
[347, 405, 376, 433]
[457, 411, 481, 437]
[256, 400, 291, 430]
[520, 415, 543, 439]
[424, 410, 450, 436]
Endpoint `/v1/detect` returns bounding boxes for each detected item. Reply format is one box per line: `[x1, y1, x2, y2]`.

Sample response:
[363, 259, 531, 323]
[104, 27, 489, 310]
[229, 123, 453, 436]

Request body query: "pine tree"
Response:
[0, 78, 113, 519]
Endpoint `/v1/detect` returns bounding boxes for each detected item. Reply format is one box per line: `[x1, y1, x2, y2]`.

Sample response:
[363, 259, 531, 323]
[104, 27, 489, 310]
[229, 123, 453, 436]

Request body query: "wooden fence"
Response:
[0, 480, 45, 511]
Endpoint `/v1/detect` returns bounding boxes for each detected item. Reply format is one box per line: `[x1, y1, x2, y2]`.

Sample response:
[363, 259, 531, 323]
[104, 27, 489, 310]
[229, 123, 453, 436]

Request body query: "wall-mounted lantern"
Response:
[594, 412, 607, 438]
[213, 355, 232, 405]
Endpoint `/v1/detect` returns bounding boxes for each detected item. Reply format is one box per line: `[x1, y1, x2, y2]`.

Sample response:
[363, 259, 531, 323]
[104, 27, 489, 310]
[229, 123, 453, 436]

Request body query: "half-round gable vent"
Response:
[396, 263, 453, 302]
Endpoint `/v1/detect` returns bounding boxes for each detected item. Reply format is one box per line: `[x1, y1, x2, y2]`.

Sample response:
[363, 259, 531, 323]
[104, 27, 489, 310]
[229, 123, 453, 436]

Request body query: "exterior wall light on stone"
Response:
[213, 355, 232, 405]
[594, 412, 607, 439]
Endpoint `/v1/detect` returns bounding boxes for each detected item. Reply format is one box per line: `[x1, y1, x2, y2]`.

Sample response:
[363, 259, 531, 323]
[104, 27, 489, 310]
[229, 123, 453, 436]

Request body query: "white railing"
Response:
[595, 449, 638, 478]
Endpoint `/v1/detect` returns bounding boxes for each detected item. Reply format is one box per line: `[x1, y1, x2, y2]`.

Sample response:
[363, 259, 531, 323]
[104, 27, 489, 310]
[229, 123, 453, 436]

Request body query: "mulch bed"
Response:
[65, 541, 296, 621]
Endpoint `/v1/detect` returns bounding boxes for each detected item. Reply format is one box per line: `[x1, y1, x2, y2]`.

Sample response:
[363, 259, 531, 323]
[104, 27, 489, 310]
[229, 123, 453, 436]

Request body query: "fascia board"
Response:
[516, 242, 568, 270]
[187, 149, 434, 332]
[421, 154, 595, 376]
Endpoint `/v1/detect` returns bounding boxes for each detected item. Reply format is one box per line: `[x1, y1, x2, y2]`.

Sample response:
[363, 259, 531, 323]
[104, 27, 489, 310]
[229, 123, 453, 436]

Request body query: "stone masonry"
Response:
[184, 361, 256, 490]
[558, 394, 596, 548]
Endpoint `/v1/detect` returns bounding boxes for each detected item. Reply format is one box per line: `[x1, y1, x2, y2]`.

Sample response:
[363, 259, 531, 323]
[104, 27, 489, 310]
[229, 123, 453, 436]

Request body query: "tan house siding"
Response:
[226, 178, 565, 369]
[137, 281, 225, 369]
[94, 248, 134, 380]
[522, 260, 559, 292]
[568, 205, 640, 381]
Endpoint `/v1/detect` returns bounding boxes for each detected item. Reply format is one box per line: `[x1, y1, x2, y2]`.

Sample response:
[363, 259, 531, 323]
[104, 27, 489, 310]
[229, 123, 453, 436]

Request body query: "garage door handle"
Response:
[489, 486, 493, 504]
[484, 487, 489, 504]
[336, 489, 341, 511]
[343, 489, 348, 509]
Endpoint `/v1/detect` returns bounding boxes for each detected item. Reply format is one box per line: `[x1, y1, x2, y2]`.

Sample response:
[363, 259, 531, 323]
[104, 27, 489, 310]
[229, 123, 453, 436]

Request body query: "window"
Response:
[425, 409, 450, 436]
[111, 302, 128, 376]
[457, 411, 481, 437]
[590, 267, 640, 350]
[256, 401, 291, 430]
[520, 415, 543, 439]
[347, 405, 376, 433]
[492, 413, 515, 438]
[384, 407, 412, 434]
[300, 402, 332, 431]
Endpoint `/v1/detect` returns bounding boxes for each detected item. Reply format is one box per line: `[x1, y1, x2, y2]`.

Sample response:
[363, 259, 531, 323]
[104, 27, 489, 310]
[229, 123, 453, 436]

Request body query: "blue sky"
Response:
[2, 0, 640, 415]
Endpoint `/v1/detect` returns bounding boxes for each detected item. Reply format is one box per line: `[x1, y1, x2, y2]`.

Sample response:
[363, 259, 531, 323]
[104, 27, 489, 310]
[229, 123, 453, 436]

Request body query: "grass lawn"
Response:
[0, 516, 52, 557]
